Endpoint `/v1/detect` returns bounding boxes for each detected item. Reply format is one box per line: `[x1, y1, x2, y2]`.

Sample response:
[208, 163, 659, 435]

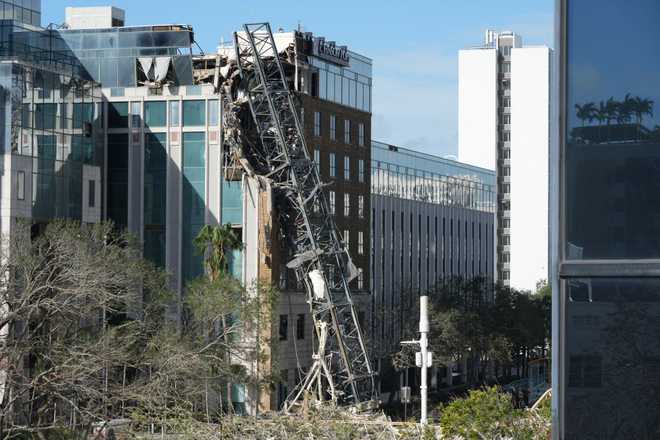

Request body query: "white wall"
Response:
[65, 7, 124, 29]
[509, 47, 550, 291]
[458, 48, 498, 171]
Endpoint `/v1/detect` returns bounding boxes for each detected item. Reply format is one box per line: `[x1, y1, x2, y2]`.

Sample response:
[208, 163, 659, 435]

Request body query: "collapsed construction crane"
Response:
[220, 23, 377, 411]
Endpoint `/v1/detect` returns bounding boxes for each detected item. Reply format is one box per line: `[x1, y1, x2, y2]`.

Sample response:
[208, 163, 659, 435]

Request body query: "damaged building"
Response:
[55, 7, 375, 413]
[24, 5, 497, 414]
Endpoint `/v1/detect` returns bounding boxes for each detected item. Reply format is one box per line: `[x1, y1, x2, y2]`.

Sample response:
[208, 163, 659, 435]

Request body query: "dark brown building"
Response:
[271, 30, 373, 409]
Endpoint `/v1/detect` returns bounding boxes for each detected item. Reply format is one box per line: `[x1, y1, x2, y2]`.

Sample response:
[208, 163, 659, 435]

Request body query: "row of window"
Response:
[279, 313, 306, 341]
[327, 191, 365, 220]
[108, 100, 219, 129]
[313, 111, 366, 146]
[15, 170, 96, 209]
[314, 150, 366, 182]
[342, 229, 365, 255]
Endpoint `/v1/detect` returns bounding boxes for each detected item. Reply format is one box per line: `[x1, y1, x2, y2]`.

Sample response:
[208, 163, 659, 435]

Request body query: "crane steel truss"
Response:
[231, 23, 377, 409]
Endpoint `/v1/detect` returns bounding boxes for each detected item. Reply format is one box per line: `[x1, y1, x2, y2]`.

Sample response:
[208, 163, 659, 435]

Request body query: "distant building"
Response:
[458, 31, 551, 290]
[371, 140, 495, 397]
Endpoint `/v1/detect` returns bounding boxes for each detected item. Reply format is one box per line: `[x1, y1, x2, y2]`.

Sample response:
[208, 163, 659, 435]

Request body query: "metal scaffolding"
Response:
[227, 22, 377, 410]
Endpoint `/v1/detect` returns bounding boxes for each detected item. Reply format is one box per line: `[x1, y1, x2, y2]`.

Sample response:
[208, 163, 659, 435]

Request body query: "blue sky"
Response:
[44, 0, 554, 157]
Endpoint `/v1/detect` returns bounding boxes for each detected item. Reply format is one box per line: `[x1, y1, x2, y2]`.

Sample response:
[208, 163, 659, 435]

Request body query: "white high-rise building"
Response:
[458, 31, 551, 291]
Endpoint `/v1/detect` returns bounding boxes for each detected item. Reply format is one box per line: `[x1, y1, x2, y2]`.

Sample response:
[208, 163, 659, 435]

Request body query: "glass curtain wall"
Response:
[559, 0, 660, 437]
[144, 132, 167, 267]
[4, 58, 102, 221]
[182, 132, 205, 283]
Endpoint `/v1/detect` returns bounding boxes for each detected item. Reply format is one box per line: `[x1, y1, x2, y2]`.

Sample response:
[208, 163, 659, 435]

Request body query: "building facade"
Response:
[0, 13, 103, 238]
[554, 0, 660, 438]
[0, 0, 40, 26]
[458, 31, 550, 290]
[371, 140, 495, 397]
[58, 10, 374, 413]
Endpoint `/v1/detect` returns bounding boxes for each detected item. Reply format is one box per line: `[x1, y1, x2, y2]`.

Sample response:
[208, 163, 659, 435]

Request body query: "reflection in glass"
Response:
[566, 0, 660, 259]
[564, 278, 660, 439]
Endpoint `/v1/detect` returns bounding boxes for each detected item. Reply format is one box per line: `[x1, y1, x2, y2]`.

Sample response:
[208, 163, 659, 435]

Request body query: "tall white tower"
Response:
[458, 31, 550, 291]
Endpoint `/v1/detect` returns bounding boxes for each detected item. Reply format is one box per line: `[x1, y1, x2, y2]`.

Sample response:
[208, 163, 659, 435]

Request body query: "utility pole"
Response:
[400, 295, 432, 425]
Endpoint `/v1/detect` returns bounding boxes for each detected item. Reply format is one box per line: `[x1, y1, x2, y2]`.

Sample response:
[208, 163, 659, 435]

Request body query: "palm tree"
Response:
[193, 223, 243, 413]
[194, 223, 243, 280]
[596, 101, 608, 125]
[634, 96, 654, 126]
[575, 102, 597, 127]
[604, 97, 619, 125]
[617, 93, 634, 124]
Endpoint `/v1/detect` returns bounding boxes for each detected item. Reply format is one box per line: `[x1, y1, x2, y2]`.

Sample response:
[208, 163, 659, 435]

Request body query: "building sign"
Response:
[313, 37, 350, 67]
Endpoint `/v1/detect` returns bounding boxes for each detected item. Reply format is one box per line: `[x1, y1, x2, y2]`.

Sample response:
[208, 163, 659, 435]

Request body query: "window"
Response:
[88, 180, 96, 207]
[330, 114, 336, 140]
[358, 123, 365, 146]
[358, 159, 365, 182]
[502, 218, 510, 228]
[144, 101, 166, 127]
[131, 102, 141, 128]
[344, 119, 351, 144]
[344, 229, 350, 248]
[314, 149, 320, 172]
[279, 315, 288, 341]
[208, 100, 219, 126]
[502, 235, 510, 245]
[502, 62, 511, 73]
[17, 171, 24, 201]
[183, 100, 206, 126]
[296, 314, 305, 340]
[358, 231, 364, 255]
[344, 193, 350, 217]
[502, 114, 511, 125]
[502, 166, 510, 176]
[329, 191, 335, 214]
[357, 268, 364, 289]
[108, 102, 128, 128]
[502, 97, 511, 108]
[502, 271, 510, 280]
[501, 131, 510, 142]
[358, 195, 364, 218]
[330, 153, 336, 177]
[169, 101, 180, 127]
[314, 111, 321, 136]
[300, 107, 304, 126]
[344, 156, 350, 180]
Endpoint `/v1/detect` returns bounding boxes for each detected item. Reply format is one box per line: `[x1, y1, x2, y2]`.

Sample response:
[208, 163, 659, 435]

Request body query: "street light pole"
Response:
[400, 295, 432, 426]
[419, 295, 429, 425]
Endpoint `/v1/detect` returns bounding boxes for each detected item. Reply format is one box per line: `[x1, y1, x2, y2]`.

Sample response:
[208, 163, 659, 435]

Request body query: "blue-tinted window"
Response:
[108, 102, 128, 129]
[182, 132, 205, 282]
[144, 101, 167, 127]
[107, 133, 128, 229]
[144, 132, 167, 267]
[73, 103, 93, 129]
[34, 103, 56, 130]
[564, 278, 660, 438]
[566, 0, 660, 259]
[183, 100, 205, 126]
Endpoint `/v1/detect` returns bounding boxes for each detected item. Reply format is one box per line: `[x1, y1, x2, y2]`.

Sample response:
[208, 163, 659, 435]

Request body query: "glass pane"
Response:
[107, 133, 129, 229]
[183, 100, 205, 126]
[144, 132, 167, 268]
[564, 278, 660, 438]
[169, 100, 180, 127]
[566, 0, 660, 259]
[145, 101, 167, 127]
[108, 102, 128, 129]
[182, 132, 206, 282]
[208, 100, 219, 126]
